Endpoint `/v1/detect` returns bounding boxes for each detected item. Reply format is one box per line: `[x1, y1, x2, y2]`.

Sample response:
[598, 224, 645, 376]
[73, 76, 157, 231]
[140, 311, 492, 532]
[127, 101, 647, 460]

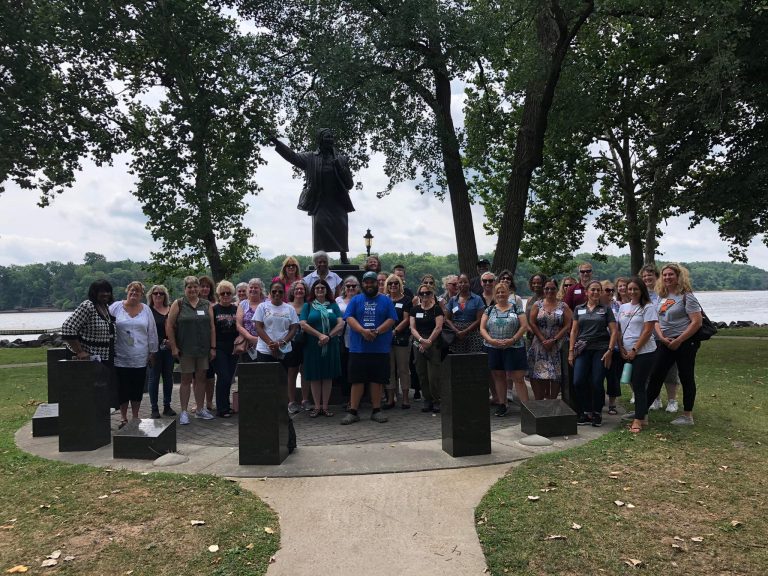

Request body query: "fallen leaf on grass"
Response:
[730, 520, 742, 527]
[47, 552, 61, 560]
[624, 558, 643, 568]
[545, 534, 567, 540]
[570, 481, 579, 485]
[208, 545, 219, 553]
[269, 556, 276, 564]
[264, 527, 275, 534]
[676, 480, 687, 485]
[719, 465, 729, 471]
[527, 496, 540, 501]
[245, 543, 254, 550]
[614, 500, 625, 507]
[5, 566, 29, 574]
[0, 525, 14, 530]
[674, 536, 684, 541]
[97, 495, 109, 500]
[40, 559, 57, 568]
[626, 503, 636, 509]
[540, 488, 556, 492]
[571, 523, 582, 530]
[190, 520, 205, 526]
[63, 556, 75, 562]
[39, 504, 50, 509]
[110, 489, 121, 494]
[691, 537, 704, 542]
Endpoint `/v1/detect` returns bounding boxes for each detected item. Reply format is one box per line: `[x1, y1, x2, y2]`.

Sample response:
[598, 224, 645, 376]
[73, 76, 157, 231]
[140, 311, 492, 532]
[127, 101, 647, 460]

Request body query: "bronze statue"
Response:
[271, 129, 354, 264]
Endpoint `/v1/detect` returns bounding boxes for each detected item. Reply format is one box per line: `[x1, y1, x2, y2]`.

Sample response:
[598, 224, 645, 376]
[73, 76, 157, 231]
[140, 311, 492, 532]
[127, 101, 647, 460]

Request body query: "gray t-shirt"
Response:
[574, 303, 616, 350]
[618, 303, 658, 355]
[656, 292, 702, 338]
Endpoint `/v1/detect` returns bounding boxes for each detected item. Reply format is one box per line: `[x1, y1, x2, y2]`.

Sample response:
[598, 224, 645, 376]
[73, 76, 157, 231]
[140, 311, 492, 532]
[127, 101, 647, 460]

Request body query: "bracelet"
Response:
[210, 347, 216, 350]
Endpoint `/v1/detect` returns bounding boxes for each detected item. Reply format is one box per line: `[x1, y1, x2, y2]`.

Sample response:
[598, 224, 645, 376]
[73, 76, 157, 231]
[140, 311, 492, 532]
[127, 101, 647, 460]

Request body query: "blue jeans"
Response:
[573, 348, 607, 414]
[214, 350, 238, 415]
[148, 347, 174, 411]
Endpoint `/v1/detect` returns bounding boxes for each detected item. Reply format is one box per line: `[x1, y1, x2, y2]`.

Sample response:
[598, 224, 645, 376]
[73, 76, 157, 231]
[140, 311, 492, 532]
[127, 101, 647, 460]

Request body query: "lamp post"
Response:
[363, 229, 374, 257]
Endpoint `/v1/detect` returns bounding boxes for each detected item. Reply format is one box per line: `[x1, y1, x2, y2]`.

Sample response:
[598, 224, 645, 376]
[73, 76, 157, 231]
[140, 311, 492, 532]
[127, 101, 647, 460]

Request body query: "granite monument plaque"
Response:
[441, 353, 492, 457]
[46, 348, 70, 403]
[520, 399, 577, 437]
[58, 360, 111, 452]
[238, 362, 290, 465]
[32, 402, 58, 437]
[113, 418, 176, 459]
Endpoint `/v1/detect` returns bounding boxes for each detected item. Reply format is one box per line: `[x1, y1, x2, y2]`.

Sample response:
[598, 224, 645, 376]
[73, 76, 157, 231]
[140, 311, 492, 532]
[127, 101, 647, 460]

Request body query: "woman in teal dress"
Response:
[300, 278, 344, 417]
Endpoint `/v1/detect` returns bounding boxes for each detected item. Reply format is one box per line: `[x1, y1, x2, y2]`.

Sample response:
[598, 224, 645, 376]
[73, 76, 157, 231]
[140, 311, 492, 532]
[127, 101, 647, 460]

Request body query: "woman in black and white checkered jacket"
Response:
[62, 279, 116, 362]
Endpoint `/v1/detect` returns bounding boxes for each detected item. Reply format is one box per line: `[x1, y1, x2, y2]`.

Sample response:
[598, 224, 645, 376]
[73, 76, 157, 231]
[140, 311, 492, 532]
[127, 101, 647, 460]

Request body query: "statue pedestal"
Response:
[58, 360, 111, 452]
[238, 362, 291, 465]
[441, 354, 492, 457]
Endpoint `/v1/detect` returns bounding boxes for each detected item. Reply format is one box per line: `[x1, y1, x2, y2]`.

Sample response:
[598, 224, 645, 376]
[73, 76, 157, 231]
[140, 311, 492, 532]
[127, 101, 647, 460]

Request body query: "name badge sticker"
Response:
[416, 312, 425, 319]
[574, 289, 582, 295]
[578, 309, 586, 315]
[395, 302, 403, 309]
[196, 310, 205, 316]
[452, 306, 459, 313]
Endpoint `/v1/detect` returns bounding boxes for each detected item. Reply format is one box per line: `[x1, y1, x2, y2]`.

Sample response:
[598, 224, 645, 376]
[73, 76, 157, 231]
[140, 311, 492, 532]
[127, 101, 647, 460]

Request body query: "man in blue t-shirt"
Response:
[341, 271, 398, 424]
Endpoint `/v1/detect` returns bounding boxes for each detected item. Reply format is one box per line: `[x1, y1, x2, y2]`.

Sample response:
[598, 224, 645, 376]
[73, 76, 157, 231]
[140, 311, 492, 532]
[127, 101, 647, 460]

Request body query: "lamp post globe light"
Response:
[363, 229, 374, 257]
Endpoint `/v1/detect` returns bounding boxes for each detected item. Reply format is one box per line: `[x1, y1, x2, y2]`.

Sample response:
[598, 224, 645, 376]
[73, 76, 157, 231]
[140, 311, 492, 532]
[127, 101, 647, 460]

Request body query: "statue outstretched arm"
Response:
[271, 137, 308, 171]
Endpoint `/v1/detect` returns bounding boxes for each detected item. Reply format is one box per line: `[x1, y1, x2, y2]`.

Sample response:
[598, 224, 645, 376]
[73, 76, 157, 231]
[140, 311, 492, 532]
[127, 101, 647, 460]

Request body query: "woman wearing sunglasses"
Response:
[480, 282, 530, 416]
[409, 283, 444, 413]
[212, 280, 239, 417]
[273, 256, 303, 292]
[386, 274, 412, 409]
[601, 280, 622, 414]
[335, 276, 360, 410]
[147, 284, 175, 418]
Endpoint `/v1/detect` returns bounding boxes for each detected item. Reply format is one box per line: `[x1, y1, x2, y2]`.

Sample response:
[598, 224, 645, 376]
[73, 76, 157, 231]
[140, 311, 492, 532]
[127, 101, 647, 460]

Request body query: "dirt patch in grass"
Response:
[478, 338, 768, 575]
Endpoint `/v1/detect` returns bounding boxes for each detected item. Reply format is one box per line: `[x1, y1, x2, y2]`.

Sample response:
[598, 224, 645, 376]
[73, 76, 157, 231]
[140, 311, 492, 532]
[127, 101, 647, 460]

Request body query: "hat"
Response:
[477, 259, 490, 266]
[362, 271, 378, 282]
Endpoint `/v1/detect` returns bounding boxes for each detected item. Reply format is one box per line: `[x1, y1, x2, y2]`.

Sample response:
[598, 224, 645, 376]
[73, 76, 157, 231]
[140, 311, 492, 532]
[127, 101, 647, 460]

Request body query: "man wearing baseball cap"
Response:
[341, 271, 399, 424]
[470, 258, 491, 295]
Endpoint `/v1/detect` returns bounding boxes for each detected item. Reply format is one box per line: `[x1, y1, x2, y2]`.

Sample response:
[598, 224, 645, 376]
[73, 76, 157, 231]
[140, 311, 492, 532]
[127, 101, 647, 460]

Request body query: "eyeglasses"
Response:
[481, 279, 495, 284]
[499, 277, 511, 282]
[447, 282, 457, 286]
[563, 283, 574, 288]
[543, 287, 557, 292]
[219, 291, 232, 296]
[579, 269, 592, 274]
[423, 280, 435, 285]
[285, 264, 297, 268]
[418, 291, 433, 297]
[152, 292, 164, 296]
[387, 282, 399, 287]
[604, 288, 615, 293]
[345, 284, 358, 289]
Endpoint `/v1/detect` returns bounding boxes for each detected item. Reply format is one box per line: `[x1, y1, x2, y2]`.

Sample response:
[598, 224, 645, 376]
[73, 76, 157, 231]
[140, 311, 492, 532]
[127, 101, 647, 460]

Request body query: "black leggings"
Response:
[628, 351, 656, 420]
[646, 339, 700, 413]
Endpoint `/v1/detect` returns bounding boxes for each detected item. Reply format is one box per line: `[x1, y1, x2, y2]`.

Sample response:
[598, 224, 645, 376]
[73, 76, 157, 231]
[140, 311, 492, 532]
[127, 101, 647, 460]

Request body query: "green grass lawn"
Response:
[714, 326, 768, 338]
[0, 361, 279, 574]
[478, 338, 768, 575]
[0, 347, 47, 365]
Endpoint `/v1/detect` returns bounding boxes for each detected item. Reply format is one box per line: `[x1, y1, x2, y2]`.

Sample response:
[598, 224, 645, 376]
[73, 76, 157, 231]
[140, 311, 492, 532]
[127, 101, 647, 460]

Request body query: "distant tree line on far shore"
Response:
[1, 252, 767, 312]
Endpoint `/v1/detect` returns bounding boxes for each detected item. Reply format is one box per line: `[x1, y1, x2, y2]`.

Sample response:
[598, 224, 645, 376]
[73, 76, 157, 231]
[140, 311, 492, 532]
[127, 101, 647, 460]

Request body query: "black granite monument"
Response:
[238, 362, 291, 465]
[113, 419, 176, 459]
[441, 353, 492, 457]
[58, 360, 111, 452]
[520, 399, 577, 437]
[32, 403, 58, 437]
[46, 347, 70, 403]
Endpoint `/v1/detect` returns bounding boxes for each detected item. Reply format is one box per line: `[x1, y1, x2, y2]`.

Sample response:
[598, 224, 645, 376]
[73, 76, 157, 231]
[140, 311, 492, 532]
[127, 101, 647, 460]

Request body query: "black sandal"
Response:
[309, 409, 321, 418]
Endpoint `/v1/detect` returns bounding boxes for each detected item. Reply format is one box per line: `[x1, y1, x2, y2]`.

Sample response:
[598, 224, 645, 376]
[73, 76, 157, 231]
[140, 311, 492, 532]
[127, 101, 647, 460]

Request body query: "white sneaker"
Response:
[195, 408, 215, 420]
[670, 414, 694, 425]
[179, 411, 190, 425]
[630, 394, 635, 404]
[649, 398, 662, 410]
[666, 399, 679, 413]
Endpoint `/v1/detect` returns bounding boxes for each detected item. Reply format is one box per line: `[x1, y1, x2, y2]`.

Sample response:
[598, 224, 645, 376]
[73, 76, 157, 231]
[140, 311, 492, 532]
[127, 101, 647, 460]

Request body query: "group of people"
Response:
[61, 252, 705, 434]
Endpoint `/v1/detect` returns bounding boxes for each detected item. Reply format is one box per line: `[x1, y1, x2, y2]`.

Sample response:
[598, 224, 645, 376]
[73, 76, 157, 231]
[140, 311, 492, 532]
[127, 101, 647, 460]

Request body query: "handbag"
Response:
[683, 294, 717, 341]
[440, 327, 455, 346]
[233, 335, 248, 355]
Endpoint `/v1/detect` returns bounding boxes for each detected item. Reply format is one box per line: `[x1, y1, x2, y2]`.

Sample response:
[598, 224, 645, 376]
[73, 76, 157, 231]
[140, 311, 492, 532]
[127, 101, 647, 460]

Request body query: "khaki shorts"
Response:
[180, 355, 209, 374]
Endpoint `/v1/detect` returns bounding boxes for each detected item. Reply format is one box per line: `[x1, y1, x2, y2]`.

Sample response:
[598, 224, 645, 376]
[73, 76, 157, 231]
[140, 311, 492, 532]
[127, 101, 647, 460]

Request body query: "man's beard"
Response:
[363, 285, 378, 297]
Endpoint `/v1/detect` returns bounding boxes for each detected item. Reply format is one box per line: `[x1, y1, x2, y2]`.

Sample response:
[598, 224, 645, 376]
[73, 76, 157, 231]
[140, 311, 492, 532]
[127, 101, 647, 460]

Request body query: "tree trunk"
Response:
[492, 1, 594, 275]
[611, 136, 645, 274]
[643, 186, 662, 266]
[433, 67, 479, 276]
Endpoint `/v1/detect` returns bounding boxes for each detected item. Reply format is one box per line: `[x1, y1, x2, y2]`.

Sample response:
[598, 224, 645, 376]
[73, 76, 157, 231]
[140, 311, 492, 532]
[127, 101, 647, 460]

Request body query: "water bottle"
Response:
[621, 362, 633, 384]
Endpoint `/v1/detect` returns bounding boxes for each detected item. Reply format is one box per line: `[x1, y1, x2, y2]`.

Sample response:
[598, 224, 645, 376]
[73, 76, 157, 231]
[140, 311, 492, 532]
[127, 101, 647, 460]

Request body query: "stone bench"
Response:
[520, 399, 577, 437]
[113, 418, 177, 460]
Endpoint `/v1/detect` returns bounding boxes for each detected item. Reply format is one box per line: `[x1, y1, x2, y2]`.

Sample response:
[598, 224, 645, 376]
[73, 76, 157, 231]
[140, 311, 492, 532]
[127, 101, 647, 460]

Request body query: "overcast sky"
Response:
[2, 147, 766, 273]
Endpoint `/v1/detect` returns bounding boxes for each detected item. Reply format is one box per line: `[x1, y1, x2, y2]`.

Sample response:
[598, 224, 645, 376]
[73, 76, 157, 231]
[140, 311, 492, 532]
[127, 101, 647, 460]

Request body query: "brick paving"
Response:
[122, 384, 522, 447]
